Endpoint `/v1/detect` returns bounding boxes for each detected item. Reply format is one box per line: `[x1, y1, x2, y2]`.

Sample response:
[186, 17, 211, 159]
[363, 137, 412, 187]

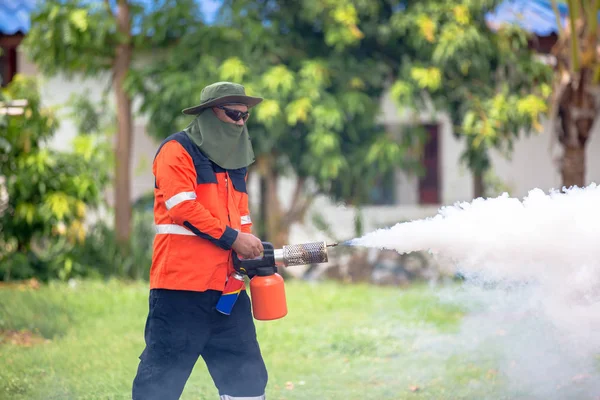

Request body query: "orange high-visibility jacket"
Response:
[150, 131, 252, 292]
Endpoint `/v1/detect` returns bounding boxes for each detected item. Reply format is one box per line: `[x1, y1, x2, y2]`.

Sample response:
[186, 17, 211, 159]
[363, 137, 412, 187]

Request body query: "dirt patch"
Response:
[0, 278, 41, 290]
[0, 330, 50, 346]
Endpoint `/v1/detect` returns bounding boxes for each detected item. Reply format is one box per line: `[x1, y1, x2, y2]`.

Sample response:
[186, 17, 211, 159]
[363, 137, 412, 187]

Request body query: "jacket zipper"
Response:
[225, 172, 232, 269]
[225, 172, 231, 225]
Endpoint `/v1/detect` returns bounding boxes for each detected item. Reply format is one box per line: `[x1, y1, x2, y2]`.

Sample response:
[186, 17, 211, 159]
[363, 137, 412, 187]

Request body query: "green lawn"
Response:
[0, 279, 507, 400]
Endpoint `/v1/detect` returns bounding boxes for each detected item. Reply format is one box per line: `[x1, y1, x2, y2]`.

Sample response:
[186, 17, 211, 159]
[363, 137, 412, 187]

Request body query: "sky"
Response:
[199, 0, 221, 24]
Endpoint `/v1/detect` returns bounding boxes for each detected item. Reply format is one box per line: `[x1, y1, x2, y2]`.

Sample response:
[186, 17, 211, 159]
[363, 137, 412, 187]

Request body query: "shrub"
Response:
[0, 75, 110, 281]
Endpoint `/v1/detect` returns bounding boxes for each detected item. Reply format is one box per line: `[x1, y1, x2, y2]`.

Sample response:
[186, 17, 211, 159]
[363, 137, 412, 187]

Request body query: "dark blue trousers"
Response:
[132, 289, 268, 400]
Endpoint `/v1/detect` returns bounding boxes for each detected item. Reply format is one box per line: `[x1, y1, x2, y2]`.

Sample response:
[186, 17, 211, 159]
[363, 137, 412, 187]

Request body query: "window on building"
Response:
[418, 124, 440, 204]
[356, 123, 442, 207]
[0, 45, 17, 87]
[0, 47, 5, 85]
[0, 33, 21, 87]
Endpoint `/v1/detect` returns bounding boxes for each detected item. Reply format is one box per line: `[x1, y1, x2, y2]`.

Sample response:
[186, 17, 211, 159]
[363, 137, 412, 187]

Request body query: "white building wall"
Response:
[490, 118, 600, 198]
[588, 123, 600, 185]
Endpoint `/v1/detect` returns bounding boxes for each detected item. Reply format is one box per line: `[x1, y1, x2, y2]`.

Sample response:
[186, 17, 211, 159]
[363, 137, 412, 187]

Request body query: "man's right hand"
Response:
[232, 232, 264, 259]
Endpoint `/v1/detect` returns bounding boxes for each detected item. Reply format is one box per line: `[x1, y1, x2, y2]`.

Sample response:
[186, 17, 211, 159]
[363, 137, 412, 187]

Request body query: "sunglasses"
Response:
[217, 106, 250, 122]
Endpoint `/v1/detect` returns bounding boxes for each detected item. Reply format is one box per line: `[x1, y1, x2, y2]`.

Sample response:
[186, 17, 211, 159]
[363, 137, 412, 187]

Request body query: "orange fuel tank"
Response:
[249, 272, 287, 321]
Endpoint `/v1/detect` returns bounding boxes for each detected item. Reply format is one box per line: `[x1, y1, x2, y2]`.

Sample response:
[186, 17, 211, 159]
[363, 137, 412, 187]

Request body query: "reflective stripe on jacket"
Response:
[150, 131, 252, 292]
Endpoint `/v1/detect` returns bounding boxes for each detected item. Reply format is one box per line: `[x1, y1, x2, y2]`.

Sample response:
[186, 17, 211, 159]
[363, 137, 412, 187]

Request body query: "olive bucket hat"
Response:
[182, 81, 263, 115]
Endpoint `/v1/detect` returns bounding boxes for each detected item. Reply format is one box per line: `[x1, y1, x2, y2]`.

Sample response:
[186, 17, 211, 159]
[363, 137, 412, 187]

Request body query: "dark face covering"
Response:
[184, 108, 255, 169]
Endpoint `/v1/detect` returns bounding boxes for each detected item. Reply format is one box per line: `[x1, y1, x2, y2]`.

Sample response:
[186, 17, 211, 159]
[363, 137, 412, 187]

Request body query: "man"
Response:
[132, 82, 268, 400]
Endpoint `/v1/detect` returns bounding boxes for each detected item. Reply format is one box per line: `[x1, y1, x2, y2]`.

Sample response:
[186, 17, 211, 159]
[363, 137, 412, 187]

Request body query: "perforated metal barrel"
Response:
[275, 241, 329, 266]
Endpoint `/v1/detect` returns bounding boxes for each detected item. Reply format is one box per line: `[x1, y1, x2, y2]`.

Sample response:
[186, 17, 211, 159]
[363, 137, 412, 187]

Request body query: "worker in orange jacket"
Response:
[132, 82, 268, 400]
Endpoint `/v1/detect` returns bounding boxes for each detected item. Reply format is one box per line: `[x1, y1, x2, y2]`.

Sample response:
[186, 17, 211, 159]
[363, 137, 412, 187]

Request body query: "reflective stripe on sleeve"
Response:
[154, 224, 195, 236]
[241, 215, 252, 225]
[165, 191, 196, 210]
[220, 395, 265, 400]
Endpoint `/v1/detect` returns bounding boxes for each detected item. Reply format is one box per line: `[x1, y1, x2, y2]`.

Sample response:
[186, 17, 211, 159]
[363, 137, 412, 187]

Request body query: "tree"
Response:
[23, 0, 202, 243]
[0, 75, 110, 280]
[130, 1, 423, 246]
[133, 0, 553, 248]
[383, 0, 552, 197]
[548, 0, 599, 187]
[132, 1, 553, 251]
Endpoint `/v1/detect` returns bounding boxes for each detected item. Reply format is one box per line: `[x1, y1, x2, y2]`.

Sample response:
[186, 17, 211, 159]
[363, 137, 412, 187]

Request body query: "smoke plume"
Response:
[350, 184, 600, 398]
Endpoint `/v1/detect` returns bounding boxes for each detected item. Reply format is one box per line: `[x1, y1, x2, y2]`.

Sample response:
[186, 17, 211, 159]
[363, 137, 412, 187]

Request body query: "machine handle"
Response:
[232, 241, 276, 277]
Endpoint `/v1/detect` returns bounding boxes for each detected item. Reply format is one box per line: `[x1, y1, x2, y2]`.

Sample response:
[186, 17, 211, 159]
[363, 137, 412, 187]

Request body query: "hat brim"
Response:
[182, 95, 263, 115]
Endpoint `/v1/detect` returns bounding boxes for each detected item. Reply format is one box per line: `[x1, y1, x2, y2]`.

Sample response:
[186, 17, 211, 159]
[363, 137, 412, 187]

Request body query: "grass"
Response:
[0, 279, 508, 400]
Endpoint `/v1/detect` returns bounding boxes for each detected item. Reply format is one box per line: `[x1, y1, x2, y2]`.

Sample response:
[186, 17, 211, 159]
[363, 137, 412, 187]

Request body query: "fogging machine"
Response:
[216, 241, 336, 321]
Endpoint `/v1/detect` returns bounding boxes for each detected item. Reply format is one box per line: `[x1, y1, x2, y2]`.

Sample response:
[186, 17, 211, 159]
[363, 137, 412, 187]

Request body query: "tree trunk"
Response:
[561, 145, 586, 188]
[255, 156, 314, 248]
[473, 172, 484, 198]
[555, 68, 595, 189]
[258, 175, 268, 240]
[114, 0, 133, 243]
[261, 159, 286, 248]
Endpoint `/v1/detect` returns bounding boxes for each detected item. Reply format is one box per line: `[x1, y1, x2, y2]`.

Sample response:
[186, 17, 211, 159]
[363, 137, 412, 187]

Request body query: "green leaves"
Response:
[24, 0, 554, 207]
[44, 193, 72, 221]
[14, 203, 36, 226]
[416, 15, 437, 42]
[25, 0, 203, 78]
[128, 0, 437, 205]
[254, 99, 281, 124]
[459, 88, 548, 158]
[453, 5, 471, 25]
[285, 98, 313, 125]
[390, 80, 416, 108]
[313, 104, 344, 131]
[24, 1, 117, 77]
[262, 66, 295, 96]
[385, 0, 552, 175]
[307, 129, 340, 156]
[220, 57, 249, 82]
[410, 67, 443, 91]
[516, 95, 548, 125]
[342, 91, 370, 117]
[366, 136, 406, 166]
[0, 76, 110, 270]
[69, 9, 89, 32]
[299, 60, 331, 90]
[324, 3, 364, 49]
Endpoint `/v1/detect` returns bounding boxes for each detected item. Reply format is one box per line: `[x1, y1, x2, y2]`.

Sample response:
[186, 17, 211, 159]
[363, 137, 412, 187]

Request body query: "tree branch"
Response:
[585, 0, 599, 69]
[567, 0, 581, 72]
[104, 0, 114, 18]
[550, 71, 570, 117]
[582, 0, 599, 34]
[593, 0, 600, 33]
[551, 0, 566, 38]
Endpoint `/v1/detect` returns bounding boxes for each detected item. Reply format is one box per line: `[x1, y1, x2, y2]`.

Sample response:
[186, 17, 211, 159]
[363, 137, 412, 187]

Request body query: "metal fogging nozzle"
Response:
[274, 241, 332, 267]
